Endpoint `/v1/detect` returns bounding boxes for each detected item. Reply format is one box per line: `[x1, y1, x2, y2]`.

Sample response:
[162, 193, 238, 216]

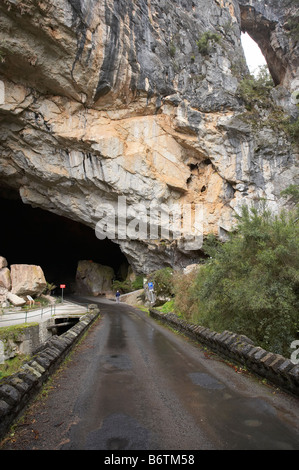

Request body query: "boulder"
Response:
[0, 267, 11, 290]
[0, 256, 7, 269]
[11, 264, 47, 297]
[7, 292, 26, 307]
[76, 260, 114, 296]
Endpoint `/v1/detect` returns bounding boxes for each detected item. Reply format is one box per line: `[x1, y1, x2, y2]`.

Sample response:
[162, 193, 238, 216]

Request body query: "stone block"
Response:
[0, 257, 7, 269]
[277, 359, 295, 377]
[0, 267, 11, 290]
[11, 264, 47, 297]
[0, 383, 20, 406]
[7, 292, 26, 306]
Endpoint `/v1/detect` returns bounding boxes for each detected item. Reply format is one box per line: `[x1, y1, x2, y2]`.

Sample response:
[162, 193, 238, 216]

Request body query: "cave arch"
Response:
[239, 4, 287, 86]
[0, 189, 129, 294]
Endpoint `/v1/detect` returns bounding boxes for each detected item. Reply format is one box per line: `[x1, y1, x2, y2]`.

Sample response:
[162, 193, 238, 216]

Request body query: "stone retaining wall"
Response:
[0, 323, 47, 362]
[149, 309, 299, 397]
[0, 309, 100, 441]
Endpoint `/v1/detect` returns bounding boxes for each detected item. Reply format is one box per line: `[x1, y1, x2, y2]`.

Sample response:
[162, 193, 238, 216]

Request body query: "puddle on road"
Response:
[85, 413, 151, 450]
[206, 395, 298, 450]
[99, 354, 132, 371]
[188, 372, 226, 390]
[107, 313, 126, 349]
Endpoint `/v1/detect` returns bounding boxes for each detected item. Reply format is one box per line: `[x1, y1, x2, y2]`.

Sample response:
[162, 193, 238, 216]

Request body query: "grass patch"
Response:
[0, 323, 39, 380]
[0, 354, 30, 380]
[156, 299, 175, 314]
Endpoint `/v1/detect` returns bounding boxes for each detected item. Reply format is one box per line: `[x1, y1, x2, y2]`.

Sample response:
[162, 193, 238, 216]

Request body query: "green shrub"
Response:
[190, 199, 299, 356]
[285, 116, 299, 144]
[238, 66, 299, 146]
[196, 32, 221, 56]
[132, 275, 144, 291]
[172, 269, 199, 321]
[147, 267, 174, 298]
[285, 15, 299, 41]
[237, 66, 274, 110]
[112, 274, 144, 294]
[112, 279, 132, 294]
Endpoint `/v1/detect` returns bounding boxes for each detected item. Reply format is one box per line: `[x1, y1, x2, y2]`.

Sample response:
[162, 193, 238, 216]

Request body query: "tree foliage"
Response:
[147, 267, 174, 299]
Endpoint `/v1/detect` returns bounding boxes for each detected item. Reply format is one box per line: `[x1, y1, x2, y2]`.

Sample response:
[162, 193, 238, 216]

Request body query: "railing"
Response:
[0, 304, 57, 325]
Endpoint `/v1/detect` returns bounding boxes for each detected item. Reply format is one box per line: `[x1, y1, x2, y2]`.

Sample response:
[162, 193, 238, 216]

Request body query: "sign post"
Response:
[60, 284, 66, 303]
[148, 281, 155, 303]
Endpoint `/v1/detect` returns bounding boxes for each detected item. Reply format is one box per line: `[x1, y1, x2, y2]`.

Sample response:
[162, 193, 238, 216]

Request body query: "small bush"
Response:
[285, 116, 299, 144]
[112, 274, 145, 294]
[191, 201, 299, 356]
[147, 267, 174, 299]
[238, 66, 299, 146]
[196, 32, 221, 56]
[172, 269, 199, 321]
[237, 66, 274, 110]
[285, 15, 299, 41]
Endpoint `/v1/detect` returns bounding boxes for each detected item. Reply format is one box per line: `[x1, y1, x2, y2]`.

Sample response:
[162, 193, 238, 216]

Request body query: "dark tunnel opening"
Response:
[0, 189, 130, 295]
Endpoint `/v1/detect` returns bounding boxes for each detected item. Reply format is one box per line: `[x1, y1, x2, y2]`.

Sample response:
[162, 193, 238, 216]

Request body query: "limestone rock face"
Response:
[10, 264, 47, 297]
[75, 260, 115, 296]
[0, 0, 298, 273]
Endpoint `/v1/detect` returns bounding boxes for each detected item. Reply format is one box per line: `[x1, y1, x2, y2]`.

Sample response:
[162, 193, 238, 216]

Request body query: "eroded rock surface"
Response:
[0, 0, 298, 272]
[10, 264, 47, 297]
[75, 260, 115, 296]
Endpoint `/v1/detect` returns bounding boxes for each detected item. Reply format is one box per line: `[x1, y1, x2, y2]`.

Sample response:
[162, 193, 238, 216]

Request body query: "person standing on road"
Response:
[116, 290, 121, 303]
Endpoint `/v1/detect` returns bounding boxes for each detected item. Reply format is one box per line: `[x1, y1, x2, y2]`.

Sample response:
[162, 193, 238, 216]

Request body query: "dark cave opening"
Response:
[0, 190, 129, 294]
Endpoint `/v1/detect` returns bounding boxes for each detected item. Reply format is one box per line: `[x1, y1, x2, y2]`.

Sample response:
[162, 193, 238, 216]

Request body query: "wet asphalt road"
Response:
[2, 297, 299, 451]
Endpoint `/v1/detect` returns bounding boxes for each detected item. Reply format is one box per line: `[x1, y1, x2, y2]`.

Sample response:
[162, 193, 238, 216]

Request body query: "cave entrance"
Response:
[0, 189, 130, 296]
